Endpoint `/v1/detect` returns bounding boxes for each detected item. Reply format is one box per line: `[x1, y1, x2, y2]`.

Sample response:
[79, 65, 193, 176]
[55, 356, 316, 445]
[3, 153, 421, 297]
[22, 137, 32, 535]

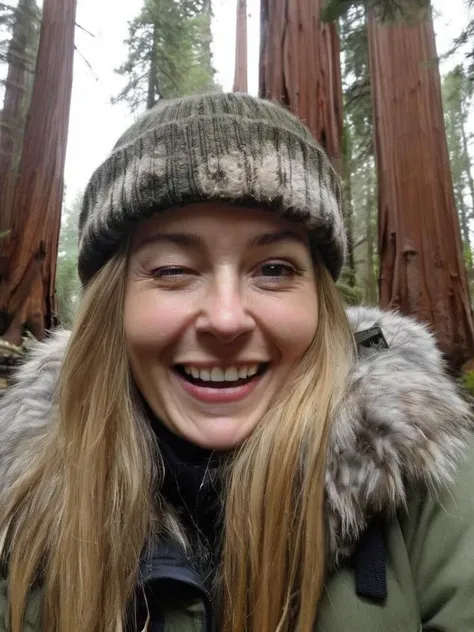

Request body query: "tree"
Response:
[55, 194, 82, 327]
[0, 0, 77, 345]
[259, 0, 343, 164]
[233, 0, 248, 93]
[450, 0, 474, 79]
[442, 65, 474, 272]
[322, 0, 429, 22]
[114, 0, 217, 112]
[340, 6, 375, 301]
[0, 0, 40, 230]
[367, 4, 474, 368]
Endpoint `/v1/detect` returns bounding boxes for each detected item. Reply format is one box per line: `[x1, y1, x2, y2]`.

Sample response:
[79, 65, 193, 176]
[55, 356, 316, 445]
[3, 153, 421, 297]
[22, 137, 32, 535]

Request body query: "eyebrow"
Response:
[134, 229, 306, 251]
[246, 230, 307, 248]
[134, 232, 203, 251]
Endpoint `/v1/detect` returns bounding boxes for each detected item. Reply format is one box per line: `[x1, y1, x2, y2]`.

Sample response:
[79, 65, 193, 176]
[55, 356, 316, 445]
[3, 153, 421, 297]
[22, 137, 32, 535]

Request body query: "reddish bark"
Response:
[0, 0, 77, 344]
[233, 0, 248, 93]
[367, 7, 474, 369]
[259, 0, 343, 164]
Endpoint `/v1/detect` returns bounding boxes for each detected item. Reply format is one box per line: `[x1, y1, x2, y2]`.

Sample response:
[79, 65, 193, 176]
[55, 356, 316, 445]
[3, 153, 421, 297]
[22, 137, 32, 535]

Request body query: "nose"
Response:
[195, 273, 255, 342]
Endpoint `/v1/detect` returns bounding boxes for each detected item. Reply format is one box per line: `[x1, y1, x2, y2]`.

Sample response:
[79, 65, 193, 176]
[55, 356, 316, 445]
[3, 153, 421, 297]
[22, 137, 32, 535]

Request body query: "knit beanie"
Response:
[78, 92, 346, 284]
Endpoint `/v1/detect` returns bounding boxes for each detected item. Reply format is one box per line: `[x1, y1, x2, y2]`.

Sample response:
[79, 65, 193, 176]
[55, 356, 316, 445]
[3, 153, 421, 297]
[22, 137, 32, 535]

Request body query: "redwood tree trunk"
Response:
[367, 6, 474, 369]
[259, 0, 343, 164]
[233, 0, 248, 93]
[0, 0, 77, 345]
[0, 0, 37, 232]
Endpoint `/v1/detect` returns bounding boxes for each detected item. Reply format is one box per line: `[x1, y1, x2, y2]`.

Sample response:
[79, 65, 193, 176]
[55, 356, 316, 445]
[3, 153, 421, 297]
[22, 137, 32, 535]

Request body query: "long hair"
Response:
[1, 252, 353, 632]
[221, 262, 354, 632]
[1, 252, 167, 632]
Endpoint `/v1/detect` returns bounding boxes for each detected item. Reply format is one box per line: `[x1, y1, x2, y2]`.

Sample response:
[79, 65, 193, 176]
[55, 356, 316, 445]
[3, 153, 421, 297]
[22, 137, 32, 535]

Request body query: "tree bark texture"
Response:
[259, 0, 343, 164]
[367, 7, 474, 369]
[233, 0, 248, 93]
[0, 0, 77, 344]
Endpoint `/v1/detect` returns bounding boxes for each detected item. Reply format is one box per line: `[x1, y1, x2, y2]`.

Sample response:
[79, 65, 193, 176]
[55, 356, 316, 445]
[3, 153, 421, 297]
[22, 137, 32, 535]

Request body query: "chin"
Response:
[188, 421, 256, 451]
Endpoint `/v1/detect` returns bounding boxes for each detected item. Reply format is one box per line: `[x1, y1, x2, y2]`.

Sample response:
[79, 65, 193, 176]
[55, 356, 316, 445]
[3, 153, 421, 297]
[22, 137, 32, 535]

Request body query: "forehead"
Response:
[131, 202, 310, 249]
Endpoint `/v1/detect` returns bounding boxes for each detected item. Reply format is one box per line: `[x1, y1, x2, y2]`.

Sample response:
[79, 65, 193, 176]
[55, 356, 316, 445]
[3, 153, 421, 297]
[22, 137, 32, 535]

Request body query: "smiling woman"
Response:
[124, 204, 319, 450]
[1, 92, 474, 632]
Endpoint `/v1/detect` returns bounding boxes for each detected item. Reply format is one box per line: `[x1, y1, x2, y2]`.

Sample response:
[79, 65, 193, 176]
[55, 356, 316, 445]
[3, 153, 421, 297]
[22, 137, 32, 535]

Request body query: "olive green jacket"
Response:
[1, 306, 473, 631]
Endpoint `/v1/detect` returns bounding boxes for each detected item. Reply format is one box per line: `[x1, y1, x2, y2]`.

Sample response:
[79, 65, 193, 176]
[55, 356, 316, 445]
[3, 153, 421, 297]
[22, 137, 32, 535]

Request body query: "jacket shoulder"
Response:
[0, 576, 42, 631]
[400, 436, 474, 630]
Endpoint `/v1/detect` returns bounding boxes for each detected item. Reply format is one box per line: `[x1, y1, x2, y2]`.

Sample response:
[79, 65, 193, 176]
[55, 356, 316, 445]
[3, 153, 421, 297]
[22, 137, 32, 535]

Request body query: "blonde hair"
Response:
[1, 253, 163, 632]
[221, 262, 353, 632]
[1, 252, 353, 632]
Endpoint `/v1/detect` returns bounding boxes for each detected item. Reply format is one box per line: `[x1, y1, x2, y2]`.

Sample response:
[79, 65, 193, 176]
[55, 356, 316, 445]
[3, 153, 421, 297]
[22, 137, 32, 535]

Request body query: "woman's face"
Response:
[124, 203, 319, 450]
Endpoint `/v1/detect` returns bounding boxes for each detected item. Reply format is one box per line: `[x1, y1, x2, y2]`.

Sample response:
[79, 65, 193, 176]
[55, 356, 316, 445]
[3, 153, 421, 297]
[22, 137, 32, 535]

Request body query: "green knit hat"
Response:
[78, 92, 346, 283]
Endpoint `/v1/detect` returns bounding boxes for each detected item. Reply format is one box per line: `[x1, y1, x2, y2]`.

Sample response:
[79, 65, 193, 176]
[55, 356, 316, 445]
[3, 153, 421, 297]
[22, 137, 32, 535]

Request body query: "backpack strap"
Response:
[352, 324, 389, 602]
[353, 517, 388, 601]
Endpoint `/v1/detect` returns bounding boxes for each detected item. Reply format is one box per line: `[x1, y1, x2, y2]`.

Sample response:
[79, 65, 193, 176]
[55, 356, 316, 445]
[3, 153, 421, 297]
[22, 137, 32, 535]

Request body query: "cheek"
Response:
[123, 288, 192, 357]
[262, 291, 318, 363]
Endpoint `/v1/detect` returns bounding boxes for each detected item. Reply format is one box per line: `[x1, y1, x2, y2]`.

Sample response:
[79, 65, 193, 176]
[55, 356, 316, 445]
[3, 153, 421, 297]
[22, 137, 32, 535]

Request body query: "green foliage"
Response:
[113, 0, 218, 112]
[465, 244, 473, 270]
[449, 0, 474, 79]
[340, 7, 372, 160]
[460, 369, 474, 395]
[340, 6, 378, 304]
[55, 194, 82, 328]
[0, 0, 41, 171]
[442, 65, 474, 279]
[322, 0, 429, 23]
[0, 0, 41, 78]
[337, 280, 364, 305]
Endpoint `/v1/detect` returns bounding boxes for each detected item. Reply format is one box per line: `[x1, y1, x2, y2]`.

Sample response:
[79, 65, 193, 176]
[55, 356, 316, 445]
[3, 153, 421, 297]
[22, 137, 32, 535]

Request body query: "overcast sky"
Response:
[28, 0, 474, 205]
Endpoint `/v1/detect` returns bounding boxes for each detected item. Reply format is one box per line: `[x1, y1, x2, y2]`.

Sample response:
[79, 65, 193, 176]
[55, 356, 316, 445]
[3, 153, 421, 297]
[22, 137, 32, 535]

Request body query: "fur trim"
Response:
[0, 331, 68, 496]
[326, 307, 473, 567]
[0, 309, 472, 566]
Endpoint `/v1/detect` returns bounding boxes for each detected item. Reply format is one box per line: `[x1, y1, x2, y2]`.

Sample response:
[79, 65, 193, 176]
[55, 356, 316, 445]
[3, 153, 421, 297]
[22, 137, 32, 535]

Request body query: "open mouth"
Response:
[174, 363, 269, 389]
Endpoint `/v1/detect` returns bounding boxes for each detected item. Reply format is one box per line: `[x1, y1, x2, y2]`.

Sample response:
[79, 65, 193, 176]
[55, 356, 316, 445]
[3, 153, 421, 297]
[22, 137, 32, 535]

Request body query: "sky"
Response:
[64, 0, 260, 205]
[3, 0, 472, 206]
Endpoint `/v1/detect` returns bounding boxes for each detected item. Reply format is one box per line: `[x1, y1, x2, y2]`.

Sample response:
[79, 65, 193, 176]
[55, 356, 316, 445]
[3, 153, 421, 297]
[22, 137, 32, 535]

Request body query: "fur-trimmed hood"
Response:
[0, 306, 472, 569]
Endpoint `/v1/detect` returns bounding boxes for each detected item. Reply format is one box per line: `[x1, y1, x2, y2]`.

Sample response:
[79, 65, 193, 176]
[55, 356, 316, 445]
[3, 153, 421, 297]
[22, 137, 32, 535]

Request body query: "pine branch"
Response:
[75, 22, 95, 38]
[74, 44, 97, 79]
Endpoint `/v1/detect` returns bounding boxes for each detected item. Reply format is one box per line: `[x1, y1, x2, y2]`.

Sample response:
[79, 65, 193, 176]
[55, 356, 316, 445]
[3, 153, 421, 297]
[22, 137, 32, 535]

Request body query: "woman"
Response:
[0, 92, 473, 632]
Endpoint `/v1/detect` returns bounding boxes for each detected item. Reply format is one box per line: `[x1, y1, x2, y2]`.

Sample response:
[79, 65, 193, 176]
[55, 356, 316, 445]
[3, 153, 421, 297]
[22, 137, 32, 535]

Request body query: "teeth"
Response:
[182, 364, 264, 382]
[238, 366, 248, 379]
[200, 368, 211, 381]
[224, 366, 239, 381]
[210, 367, 225, 382]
